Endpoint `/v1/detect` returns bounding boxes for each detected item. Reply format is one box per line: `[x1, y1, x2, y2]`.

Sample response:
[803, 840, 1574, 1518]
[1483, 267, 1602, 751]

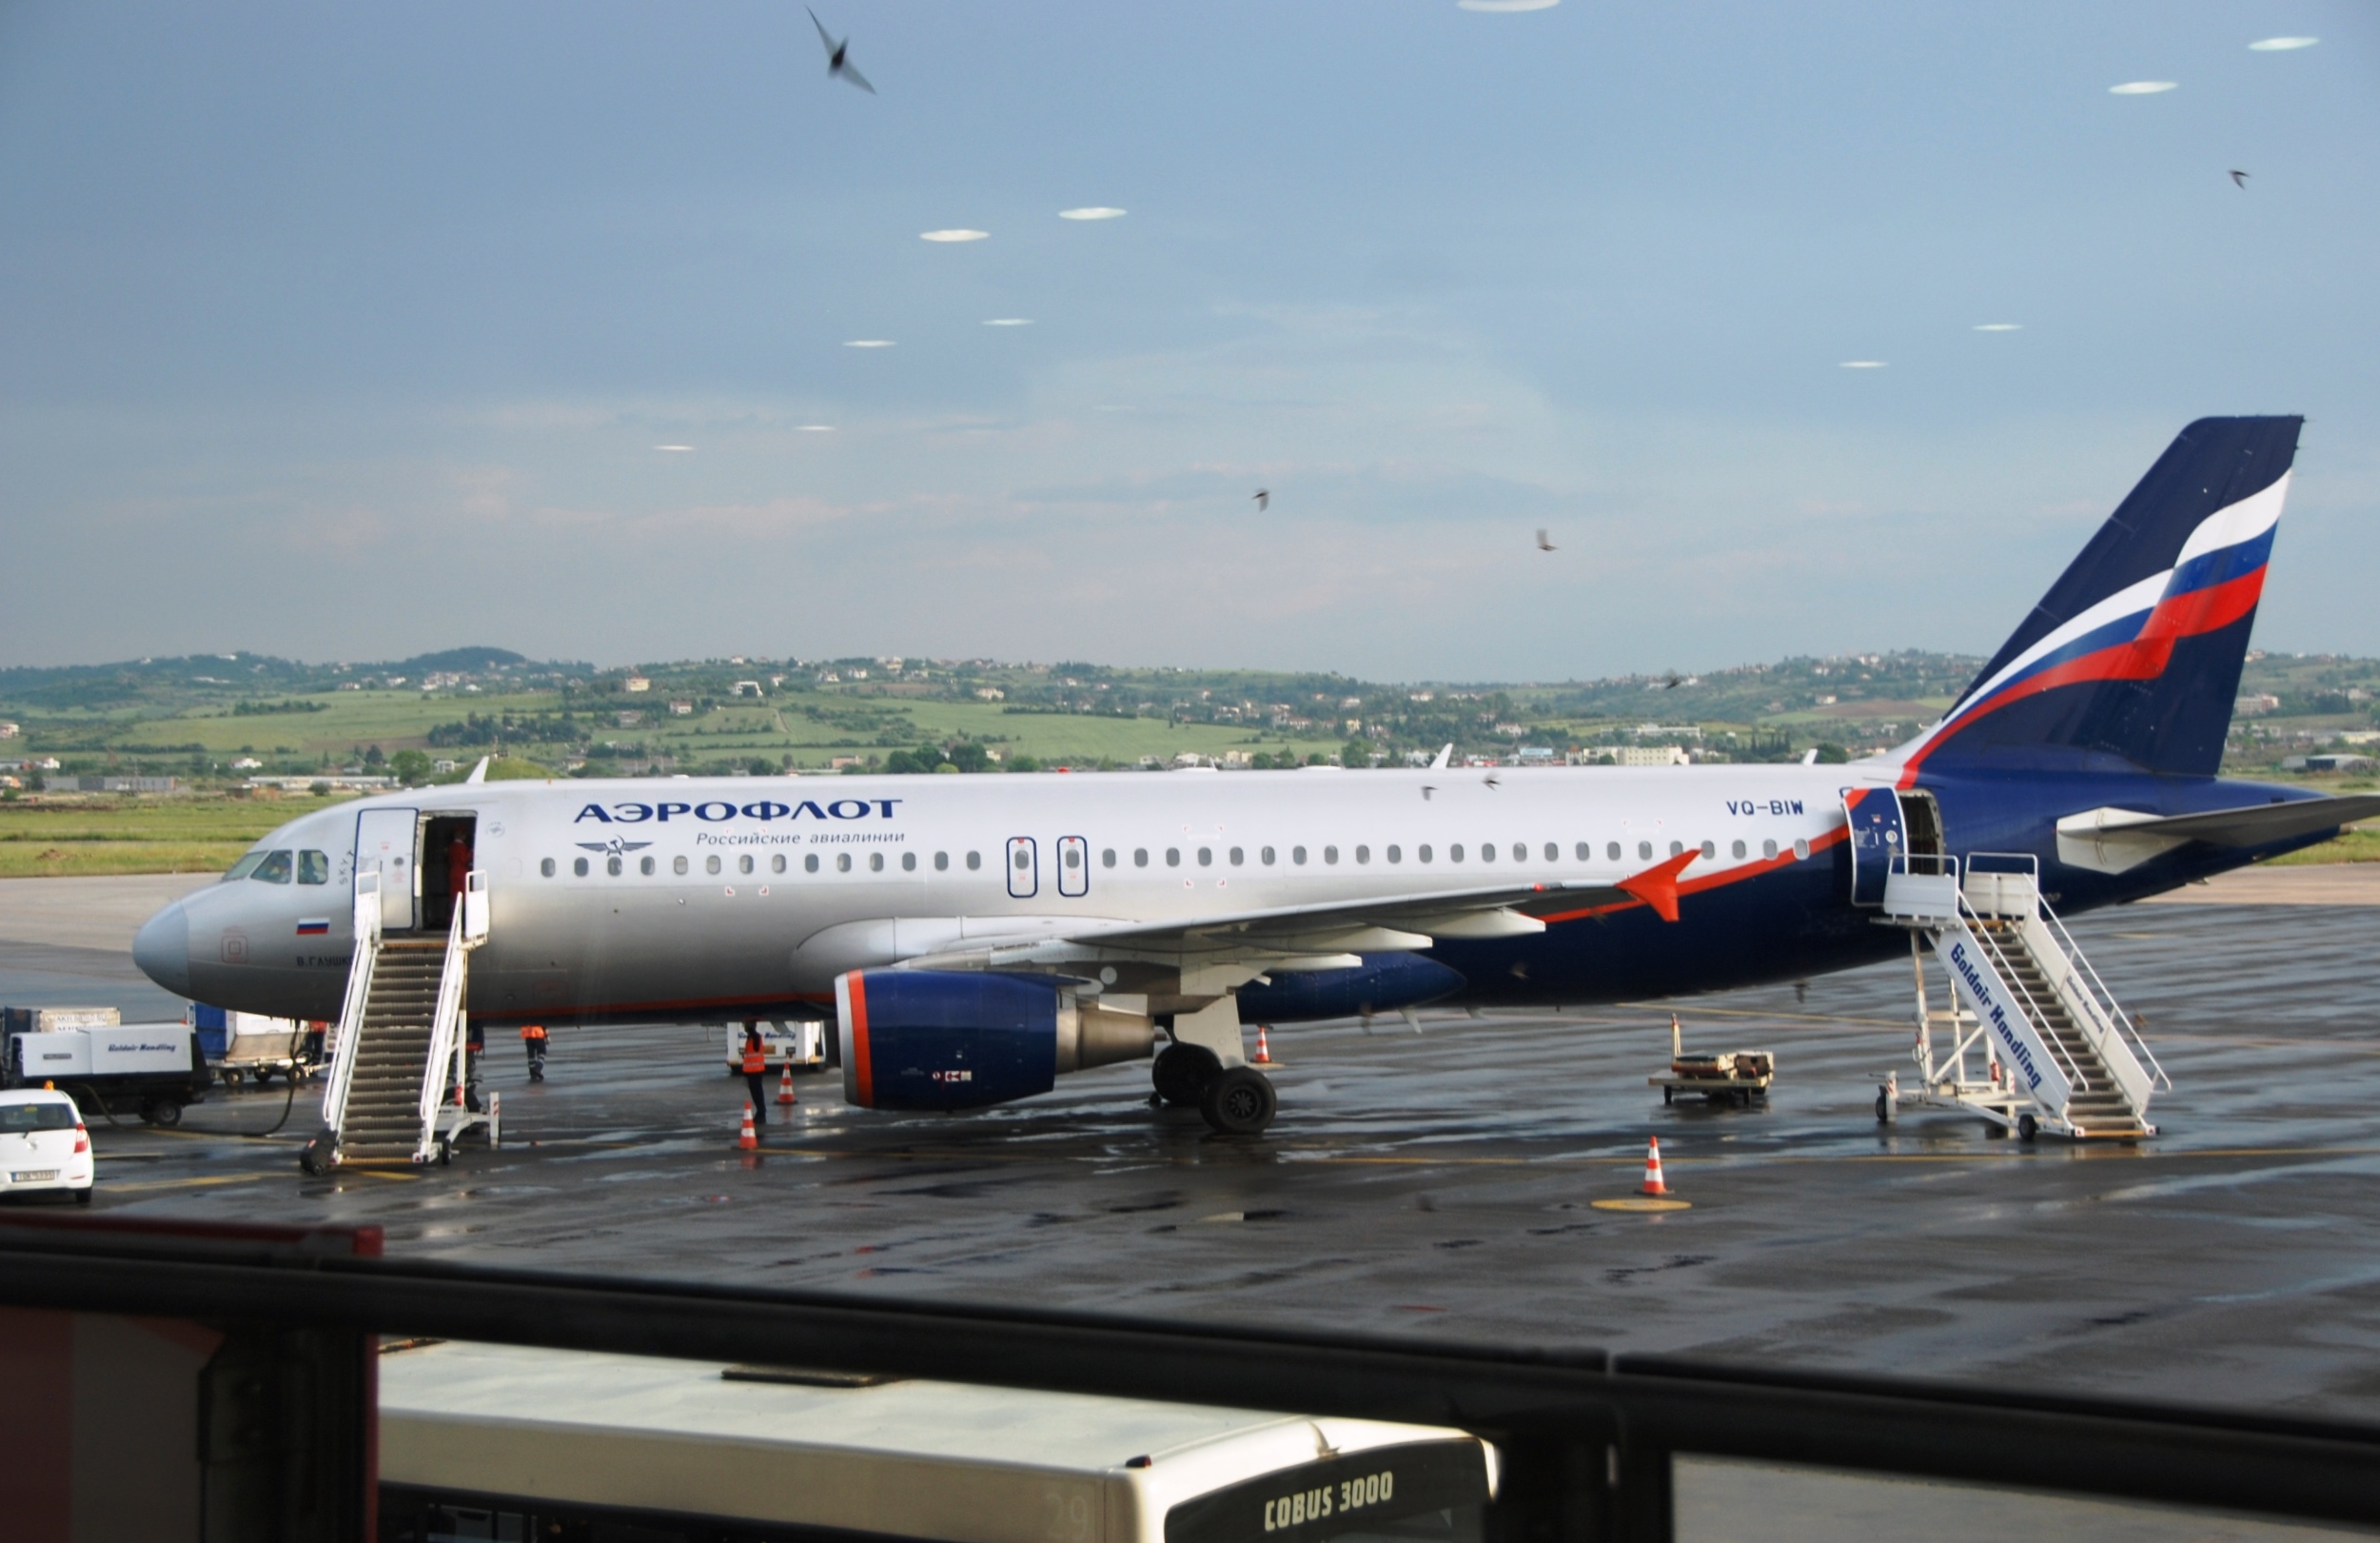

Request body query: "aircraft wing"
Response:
[2059, 794, 2380, 849]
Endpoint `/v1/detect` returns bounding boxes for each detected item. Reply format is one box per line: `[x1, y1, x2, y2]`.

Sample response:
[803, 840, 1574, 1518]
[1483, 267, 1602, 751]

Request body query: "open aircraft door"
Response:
[356, 807, 419, 931]
[1841, 788, 1905, 907]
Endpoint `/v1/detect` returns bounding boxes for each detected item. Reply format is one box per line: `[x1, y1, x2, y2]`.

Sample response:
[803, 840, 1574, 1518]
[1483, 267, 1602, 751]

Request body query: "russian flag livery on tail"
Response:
[1905, 417, 2298, 779]
[134, 415, 2380, 1138]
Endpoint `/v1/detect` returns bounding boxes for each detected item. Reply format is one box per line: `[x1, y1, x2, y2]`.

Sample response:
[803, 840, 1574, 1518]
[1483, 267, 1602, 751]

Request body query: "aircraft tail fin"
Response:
[1907, 416, 2302, 779]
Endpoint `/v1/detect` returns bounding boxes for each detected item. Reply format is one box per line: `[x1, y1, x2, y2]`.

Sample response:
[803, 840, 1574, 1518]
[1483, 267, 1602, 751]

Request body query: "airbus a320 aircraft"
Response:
[134, 417, 2374, 1134]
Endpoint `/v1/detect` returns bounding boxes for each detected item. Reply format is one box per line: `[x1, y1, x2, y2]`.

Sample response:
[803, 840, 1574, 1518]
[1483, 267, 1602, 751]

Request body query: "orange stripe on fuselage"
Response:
[1534, 824, 1847, 924]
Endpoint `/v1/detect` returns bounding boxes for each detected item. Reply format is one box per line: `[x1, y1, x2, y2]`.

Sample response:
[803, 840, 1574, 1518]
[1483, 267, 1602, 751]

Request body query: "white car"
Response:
[2, 1088, 94, 1204]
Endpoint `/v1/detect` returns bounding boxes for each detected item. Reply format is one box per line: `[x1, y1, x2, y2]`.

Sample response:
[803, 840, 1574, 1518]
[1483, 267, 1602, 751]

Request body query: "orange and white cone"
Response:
[1640, 1136, 1669, 1197]
[777, 1061, 797, 1106]
[1253, 1026, 1273, 1065]
[738, 1102, 758, 1152]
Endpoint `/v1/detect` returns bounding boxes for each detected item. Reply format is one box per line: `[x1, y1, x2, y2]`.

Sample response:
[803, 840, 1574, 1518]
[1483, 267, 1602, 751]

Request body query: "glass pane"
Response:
[298, 849, 331, 884]
[250, 849, 294, 883]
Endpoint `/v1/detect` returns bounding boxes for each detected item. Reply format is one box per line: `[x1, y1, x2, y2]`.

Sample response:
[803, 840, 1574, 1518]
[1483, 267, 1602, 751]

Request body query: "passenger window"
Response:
[1418, 844, 1432, 862]
[1013, 848, 1030, 871]
[573, 857, 590, 878]
[1324, 845, 1339, 864]
[1292, 846, 1308, 865]
[541, 858, 557, 878]
[1700, 841, 1716, 860]
[1197, 847, 1212, 866]
[1449, 844, 1464, 861]
[607, 856, 623, 877]
[298, 850, 330, 884]
[1134, 848, 1150, 867]
[1514, 843, 1527, 862]
[773, 854, 787, 874]
[1794, 838, 1810, 861]
[1101, 849, 1116, 868]
[806, 853, 820, 873]
[837, 853, 853, 873]
[1763, 839, 1779, 860]
[870, 853, 885, 872]
[903, 851, 917, 871]
[1480, 843, 1494, 862]
[251, 849, 294, 884]
[1544, 843, 1558, 862]
[1355, 845, 1369, 863]
[935, 852, 950, 871]
[1065, 846, 1082, 869]
[1732, 840, 1747, 860]
[1387, 844, 1402, 863]
[1229, 847, 1244, 865]
[641, 856, 657, 876]
[740, 855, 755, 875]
[1670, 841, 1685, 858]
[1167, 848, 1181, 867]
[1608, 841, 1622, 861]
[1261, 846, 1275, 864]
[675, 855, 689, 876]
[1575, 842, 1588, 861]
[967, 851, 981, 870]
[1638, 841, 1653, 861]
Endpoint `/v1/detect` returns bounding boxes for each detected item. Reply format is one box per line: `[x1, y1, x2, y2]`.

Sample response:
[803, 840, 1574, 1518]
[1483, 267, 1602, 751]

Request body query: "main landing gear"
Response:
[1151, 1043, 1276, 1137]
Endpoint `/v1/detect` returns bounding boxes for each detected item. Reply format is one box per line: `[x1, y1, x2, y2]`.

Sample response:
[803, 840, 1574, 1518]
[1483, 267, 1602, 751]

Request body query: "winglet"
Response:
[1429, 743, 1452, 771]
[1616, 849, 1699, 922]
[465, 757, 490, 784]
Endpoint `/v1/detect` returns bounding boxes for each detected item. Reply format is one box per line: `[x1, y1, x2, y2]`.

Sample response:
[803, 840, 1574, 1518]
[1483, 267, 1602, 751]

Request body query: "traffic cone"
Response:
[1253, 1026, 1273, 1065]
[1640, 1136, 1669, 1197]
[738, 1102, 758, 1152]
[777, 1061, 797, 1106]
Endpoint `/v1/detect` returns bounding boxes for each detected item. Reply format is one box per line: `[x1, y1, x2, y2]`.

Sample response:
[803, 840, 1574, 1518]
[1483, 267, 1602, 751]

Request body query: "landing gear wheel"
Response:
[1199, 1066, 1277, 1136]
[1875, 1092, 1890, 1123]
[141, 1098, 182, 1129]
[2016, 1113, 2038, 1143]
[1152, 1043, 1222, 1108]
[435, 1136, 453, 1167]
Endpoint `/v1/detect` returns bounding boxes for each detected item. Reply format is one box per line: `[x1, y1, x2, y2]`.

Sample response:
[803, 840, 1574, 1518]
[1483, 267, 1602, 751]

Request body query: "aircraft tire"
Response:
[1199, 1067, 1276, 1137]
[1152, 1043, 1221, 1108]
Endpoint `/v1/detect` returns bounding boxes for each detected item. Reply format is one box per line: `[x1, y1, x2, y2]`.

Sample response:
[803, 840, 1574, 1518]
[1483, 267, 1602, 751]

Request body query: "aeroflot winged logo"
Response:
[577, 839, 654, 858]
[575, 799, 903, 824]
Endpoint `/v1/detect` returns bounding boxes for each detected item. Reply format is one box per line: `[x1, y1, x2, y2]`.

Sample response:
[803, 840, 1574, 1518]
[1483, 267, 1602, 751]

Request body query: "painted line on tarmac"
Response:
[1616, 1001, 1910, 1029]
[101, 1173, 273, 1194]
[739, 1143, 2380, 1167]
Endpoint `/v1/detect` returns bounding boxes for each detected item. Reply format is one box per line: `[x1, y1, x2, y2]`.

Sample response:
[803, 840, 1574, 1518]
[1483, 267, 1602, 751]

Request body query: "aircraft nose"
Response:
[133, 900, 192, 998]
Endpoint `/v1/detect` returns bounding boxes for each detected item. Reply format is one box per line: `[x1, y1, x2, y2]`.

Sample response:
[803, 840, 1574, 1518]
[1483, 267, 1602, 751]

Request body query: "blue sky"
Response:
[1, 2, 2372, 678]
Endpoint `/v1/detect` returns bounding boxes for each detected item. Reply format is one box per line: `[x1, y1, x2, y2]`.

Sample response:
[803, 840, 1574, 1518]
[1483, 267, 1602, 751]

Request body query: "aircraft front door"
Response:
[1006, 837, 1038, 900]
[356, 808, 419, 932]
[1841, 787, 1905, 907]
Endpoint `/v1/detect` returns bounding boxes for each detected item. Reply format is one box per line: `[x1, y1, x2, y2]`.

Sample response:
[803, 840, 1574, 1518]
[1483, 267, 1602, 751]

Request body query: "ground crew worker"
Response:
[740, 1022, 769, 1126]
[464, 1017, 486, 1112]
[521, 1022, 548, 1082]
[445, 828, 474, 924]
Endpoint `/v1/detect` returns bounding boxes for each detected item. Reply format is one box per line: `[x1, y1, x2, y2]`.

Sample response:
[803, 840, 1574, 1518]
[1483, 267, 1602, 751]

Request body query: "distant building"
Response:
[1618, 745, 1691, 767]
[2282, 753, 2374, 773]
[230, 757, 263, 770]
[668, 701, 694, 717]
[2236, 694, 2281, 716]
[0, 722, 17, 739]
[247, 775, 394, 792]
[624, 676, 651, 693]
[974, 686, 1005, 701]
[829, 756, 863, 769]
[617, 711, 641, 727]
[733, 681, 764, 698]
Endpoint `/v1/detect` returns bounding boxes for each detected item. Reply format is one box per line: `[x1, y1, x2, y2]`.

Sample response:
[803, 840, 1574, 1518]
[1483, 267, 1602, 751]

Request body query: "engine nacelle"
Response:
[1235, 952, 1465, 1022]
[836, 970, 1157, 1111]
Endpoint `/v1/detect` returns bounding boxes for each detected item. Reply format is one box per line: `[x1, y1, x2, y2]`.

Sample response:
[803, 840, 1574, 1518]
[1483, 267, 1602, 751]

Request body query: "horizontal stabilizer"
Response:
[2056, 795, 2380, 874]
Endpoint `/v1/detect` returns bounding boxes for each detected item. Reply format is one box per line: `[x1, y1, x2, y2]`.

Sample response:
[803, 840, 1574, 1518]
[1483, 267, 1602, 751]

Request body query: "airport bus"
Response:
[377, 1339, 1497, 1543]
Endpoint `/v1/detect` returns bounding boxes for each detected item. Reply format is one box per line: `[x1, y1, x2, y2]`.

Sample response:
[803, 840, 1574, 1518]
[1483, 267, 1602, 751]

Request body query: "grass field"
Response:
[0, 794, 356, 878]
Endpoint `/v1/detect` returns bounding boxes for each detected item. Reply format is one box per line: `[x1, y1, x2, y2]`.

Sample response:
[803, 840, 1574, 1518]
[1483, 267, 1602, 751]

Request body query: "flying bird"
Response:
[808, 8, 875, 93]
[1535, 528, 1556, 552]
[2230, 169, 2250, 188]
[1252, 488, 1270, 511]
[1659, 672, 1684, 690]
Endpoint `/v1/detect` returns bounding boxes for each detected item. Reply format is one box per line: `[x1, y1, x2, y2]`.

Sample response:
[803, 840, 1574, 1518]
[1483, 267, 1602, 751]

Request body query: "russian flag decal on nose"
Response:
[296, 919, 330, 936]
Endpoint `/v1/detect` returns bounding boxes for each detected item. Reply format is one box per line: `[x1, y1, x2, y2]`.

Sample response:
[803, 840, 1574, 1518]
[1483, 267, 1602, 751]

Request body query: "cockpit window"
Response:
[297, 849, 331, 885]
[250, 849, 295, 884]
[223, 850, 269, 881]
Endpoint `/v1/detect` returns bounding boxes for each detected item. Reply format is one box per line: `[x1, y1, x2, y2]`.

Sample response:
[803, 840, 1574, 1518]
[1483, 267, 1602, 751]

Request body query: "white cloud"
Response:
[1973, 324, 2022, 332]
[1458, 0, 1559, 10]
[920, 229, 989, 243]
[2109, 81, 2178, 95]
[1058, 208, 1127, 221]
[2248, 36, 2318, 50]
[843, 340, 895, 348]
[652, 444, 695, 451]
[1839, 360, 1888, 369]
[983, 318, 1035, 326]
[797, 425, 836, 432]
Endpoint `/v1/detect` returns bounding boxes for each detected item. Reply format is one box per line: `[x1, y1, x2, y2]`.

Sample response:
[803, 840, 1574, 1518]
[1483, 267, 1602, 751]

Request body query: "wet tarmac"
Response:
[6, 884, 2380, 1425]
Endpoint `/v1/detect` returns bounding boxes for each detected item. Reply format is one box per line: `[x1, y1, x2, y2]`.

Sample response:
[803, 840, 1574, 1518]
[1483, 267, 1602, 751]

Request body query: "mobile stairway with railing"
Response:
[1878, 855, 2170, 1141]
[303, 870, 494, 1173]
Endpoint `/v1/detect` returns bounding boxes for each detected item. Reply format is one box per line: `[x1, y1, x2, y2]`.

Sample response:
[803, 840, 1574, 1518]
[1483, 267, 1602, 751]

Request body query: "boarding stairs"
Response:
[1878, 856, 2169, 1140]
[315, 871, 493, 1167]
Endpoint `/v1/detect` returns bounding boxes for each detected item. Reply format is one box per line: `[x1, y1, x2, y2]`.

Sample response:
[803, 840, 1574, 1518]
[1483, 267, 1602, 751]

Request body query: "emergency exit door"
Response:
[1056, 836, 1089, 898]
[356, 808, 419, 931]
[1006, 837, 1037, 900]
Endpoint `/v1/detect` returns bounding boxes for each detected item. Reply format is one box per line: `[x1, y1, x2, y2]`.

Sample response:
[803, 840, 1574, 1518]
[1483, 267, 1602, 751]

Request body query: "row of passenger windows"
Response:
[539, 838, 1813, 880]
[229, 848, 333, 885]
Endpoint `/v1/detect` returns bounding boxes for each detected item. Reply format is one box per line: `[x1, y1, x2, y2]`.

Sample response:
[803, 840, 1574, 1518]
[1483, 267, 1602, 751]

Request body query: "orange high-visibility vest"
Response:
[521, 1024, 547, 1041]
[740, 1039, 766, 1075]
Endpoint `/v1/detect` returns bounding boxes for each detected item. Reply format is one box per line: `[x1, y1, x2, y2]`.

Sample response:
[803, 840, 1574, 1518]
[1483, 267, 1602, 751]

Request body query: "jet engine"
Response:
[836, 970, 1157, 1112]
[1234, 952, 1465, 1022]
